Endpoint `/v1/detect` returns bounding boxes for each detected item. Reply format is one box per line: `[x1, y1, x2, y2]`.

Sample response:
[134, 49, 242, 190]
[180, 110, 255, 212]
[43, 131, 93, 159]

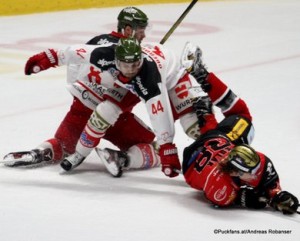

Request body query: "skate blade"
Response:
[95, 148, 123, 177]
[1, 152, 36, 167]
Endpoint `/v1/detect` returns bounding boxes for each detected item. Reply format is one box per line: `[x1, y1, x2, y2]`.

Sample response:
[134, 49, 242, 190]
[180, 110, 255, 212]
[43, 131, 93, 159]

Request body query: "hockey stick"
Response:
[160, 0, 198, 44]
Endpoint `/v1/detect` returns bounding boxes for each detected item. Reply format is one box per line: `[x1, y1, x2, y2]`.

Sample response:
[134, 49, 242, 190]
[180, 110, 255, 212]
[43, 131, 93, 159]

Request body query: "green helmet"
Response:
[115, 37, 142, 63]
[227, 144, 260, 174]
[117, 7, 148, 31]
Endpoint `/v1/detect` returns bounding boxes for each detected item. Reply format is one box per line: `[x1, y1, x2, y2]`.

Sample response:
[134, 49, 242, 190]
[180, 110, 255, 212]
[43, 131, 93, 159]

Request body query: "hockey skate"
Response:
[1, 148, 53, 167]
[60, 152, 85, 171]
[95, 148, 129, 177]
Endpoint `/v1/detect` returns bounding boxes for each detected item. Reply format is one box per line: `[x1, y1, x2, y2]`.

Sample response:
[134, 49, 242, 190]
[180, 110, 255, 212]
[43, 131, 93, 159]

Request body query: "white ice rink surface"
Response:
[0, 0, 300, 240]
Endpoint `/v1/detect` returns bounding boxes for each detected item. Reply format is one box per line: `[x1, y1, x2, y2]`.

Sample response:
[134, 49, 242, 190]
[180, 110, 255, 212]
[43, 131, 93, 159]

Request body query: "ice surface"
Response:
[0, 1, 300, 240]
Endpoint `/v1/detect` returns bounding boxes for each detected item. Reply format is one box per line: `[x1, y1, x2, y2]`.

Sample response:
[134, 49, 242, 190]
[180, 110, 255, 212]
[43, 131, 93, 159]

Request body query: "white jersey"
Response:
[57, 42, 198, 145]
[57, 43, 116, 110]
[106, 43, 194, 145]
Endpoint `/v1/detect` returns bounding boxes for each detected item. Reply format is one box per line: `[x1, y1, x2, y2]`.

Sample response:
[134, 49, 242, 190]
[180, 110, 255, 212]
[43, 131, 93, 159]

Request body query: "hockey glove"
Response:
[159, 143, 181, 178]
[238, 186, 267, 209]
[192, 96, 213, 127]
[181, 42, 209, 85]
[25, 49, 58, 75]
[270, 191, 299, 215]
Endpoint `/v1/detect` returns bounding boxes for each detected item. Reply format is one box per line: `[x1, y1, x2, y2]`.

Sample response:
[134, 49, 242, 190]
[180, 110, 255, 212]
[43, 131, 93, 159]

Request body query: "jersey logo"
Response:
[136, 77, 148, 95]
[88, 66, 101, 84]
[226, 118, 249, 142]
[214, 186, 228, 202]
[153, 46, 165, 59]
[175, 83, 189, 99]
[76, 48, 87, 59]
[97, 59, 115, 67]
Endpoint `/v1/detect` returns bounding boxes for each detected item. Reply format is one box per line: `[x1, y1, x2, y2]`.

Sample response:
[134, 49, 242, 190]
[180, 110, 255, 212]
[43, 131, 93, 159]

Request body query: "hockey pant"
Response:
[38, 97, 155, 162]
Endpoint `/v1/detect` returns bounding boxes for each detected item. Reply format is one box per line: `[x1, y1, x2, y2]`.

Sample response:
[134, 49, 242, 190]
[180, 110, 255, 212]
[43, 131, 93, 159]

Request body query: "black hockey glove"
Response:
[238, 186, 267, 209]
[270, 191, 299, 215]
[192, 96, 213, 127]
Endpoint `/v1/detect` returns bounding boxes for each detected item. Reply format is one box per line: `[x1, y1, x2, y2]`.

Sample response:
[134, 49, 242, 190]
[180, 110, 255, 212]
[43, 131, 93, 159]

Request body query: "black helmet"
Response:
[117, 7, 148, 32]
[115, 37, 142, 63]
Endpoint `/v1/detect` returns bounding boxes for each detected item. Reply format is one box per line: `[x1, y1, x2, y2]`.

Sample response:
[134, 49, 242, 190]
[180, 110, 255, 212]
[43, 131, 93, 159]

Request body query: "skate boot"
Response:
[1, 148, 53, 167]
[95, 148, 129, 177]
[60, 152, 85, 171]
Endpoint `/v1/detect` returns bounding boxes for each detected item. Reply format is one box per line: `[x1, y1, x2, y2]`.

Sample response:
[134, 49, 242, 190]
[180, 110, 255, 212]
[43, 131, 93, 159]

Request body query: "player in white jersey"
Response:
[59, 38, 202, 177]
[2, 7, 160, 175]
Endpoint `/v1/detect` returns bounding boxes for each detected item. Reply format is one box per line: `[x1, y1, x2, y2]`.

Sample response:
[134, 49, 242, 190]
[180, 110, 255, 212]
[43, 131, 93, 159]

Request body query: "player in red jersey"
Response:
[181, 42, 299, 214]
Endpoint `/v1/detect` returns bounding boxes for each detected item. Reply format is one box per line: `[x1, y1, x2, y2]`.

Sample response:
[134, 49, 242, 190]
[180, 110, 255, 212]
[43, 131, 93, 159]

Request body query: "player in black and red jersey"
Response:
[181, 42, 299, 215]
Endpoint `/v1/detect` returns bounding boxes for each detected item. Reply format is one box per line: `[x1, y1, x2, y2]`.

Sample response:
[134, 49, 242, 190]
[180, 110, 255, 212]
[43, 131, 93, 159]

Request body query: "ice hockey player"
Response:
[2, 7, 158, 171]
[59, 37, 203, 177]
[180, 44, 299, 214]
[183, 96, 299, 214]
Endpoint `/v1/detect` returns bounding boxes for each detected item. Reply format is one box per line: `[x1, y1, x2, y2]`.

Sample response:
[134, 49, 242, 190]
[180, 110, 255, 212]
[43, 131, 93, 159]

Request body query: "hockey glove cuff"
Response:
[237, 186, 267, 209]
[159, 143, 181, 178]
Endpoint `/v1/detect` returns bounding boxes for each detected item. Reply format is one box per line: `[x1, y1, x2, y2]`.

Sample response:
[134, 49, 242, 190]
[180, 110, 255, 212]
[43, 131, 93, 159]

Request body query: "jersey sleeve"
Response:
[57, 43, 115, 68]
[145, 82, 175, 145]
[257, 153, 281, 199]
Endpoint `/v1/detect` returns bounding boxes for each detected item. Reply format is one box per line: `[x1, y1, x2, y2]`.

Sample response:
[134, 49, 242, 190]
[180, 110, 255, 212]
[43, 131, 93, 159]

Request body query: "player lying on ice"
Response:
[182, 94, 299, 215]
[2, 7, 160, 175]
[178, 44, 299, 214]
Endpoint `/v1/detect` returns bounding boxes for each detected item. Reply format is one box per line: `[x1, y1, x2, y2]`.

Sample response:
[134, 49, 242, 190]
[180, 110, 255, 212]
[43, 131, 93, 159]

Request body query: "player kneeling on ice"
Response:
[60, 37, 205, 177]
[182, 95, 299, 215]
[1, 7, 153, 168]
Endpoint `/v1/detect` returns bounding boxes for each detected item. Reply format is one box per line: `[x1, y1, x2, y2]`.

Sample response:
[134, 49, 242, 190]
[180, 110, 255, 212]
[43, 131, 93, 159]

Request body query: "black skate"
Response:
[1, 148, 53, 167]
[60, 152, 85, 171]
[95, 148, 129, 177]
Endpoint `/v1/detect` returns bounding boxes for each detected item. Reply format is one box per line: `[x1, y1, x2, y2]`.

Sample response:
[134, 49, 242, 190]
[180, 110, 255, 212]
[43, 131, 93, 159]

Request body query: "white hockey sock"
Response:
[127, 144, 160, 169]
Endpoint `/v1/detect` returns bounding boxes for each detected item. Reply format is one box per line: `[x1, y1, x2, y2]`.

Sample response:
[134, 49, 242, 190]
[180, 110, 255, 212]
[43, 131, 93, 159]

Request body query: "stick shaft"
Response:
[160, 0, 198, 44]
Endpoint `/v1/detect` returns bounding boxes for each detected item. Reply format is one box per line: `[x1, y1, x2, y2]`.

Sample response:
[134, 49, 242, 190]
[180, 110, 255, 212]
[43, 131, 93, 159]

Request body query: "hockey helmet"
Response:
[117, 7, 148, 31]
[115, 37, 142, 63]
[115, 38, 143, 79]
[226, 144, 260, 174]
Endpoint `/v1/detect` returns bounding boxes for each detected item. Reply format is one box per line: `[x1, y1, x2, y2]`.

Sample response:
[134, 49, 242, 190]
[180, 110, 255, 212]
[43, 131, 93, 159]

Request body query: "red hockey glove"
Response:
[159, 143, 181, 178]
[25, 49, 58, 75]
